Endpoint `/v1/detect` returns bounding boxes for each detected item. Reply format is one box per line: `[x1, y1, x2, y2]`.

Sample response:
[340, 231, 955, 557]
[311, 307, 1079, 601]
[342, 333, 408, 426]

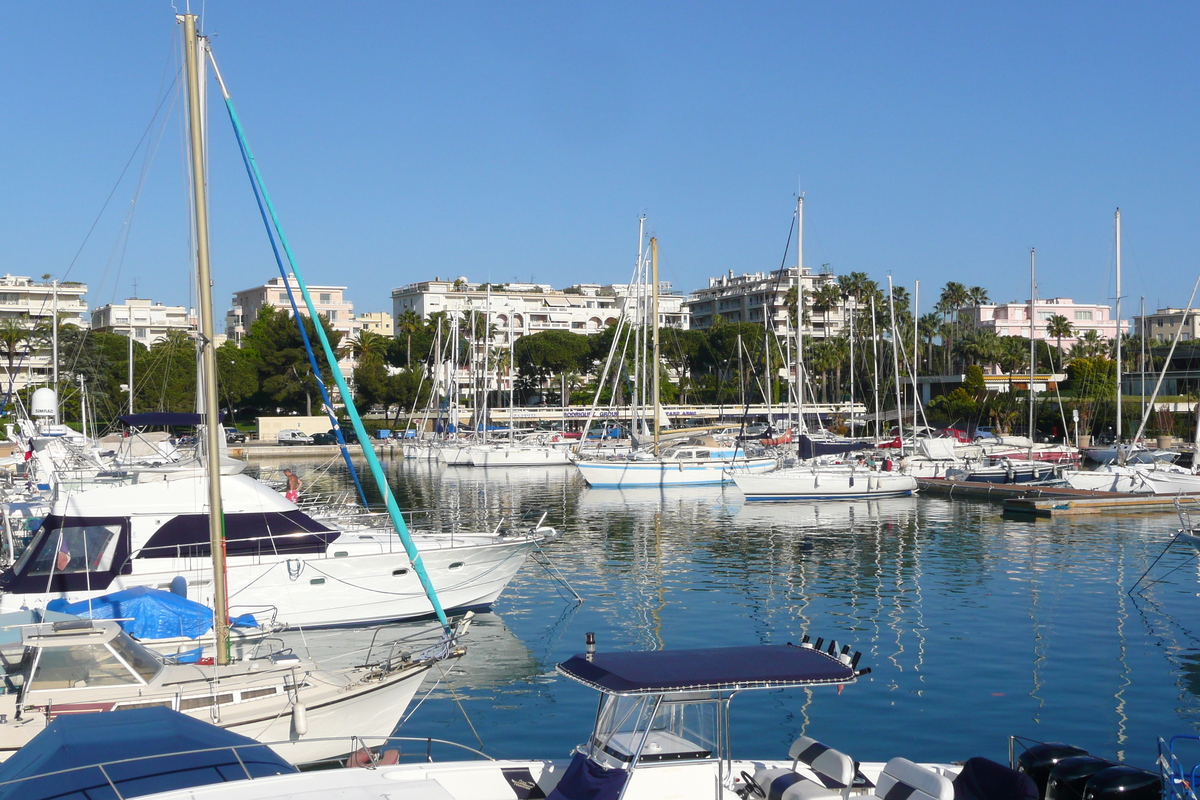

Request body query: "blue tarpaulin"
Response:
[47, 587, 256, 641]
[0, 707, 295, 800]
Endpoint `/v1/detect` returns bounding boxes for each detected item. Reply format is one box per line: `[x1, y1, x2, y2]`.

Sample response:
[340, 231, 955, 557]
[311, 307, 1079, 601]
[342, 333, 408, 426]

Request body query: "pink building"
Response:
[961, 297, 1126, 348]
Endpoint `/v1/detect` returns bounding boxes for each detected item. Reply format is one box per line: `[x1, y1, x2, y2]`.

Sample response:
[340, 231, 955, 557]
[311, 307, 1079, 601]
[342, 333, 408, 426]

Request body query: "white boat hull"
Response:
[575, 457, 776, 487]
[471, 446, 573, 467]
[734, 468, 917, 500]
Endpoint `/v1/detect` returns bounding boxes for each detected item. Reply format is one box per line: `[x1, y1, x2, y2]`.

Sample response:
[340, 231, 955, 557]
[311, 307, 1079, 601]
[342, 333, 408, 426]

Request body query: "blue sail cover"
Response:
[46, 587, 256, 640]
[798, 435, 872, 460]
[558, 644, 857, 694]
[0, 706, 295, 800]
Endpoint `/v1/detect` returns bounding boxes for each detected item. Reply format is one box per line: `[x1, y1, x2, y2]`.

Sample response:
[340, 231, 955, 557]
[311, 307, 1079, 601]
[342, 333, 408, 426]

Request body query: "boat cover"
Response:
[0, 706, 295, 800]
[546, 751, 627, 800]
[558, 644, 856, 694]
[46, 587, 257, 641]
[798, 436, 872, 460]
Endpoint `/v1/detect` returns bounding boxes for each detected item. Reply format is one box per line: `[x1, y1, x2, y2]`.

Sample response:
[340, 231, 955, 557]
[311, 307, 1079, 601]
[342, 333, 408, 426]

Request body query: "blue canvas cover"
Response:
[46, 587, 256, 641]
[558, 644, 856, 694]
[545, 751, 627, 800]
[0, 706, 295, 800]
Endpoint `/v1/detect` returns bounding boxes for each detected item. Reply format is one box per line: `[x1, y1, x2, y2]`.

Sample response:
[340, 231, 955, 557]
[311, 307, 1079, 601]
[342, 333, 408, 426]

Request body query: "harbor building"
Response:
[0, 275, 88, 391]
[959, 297, 1126, 347]
[683, 267, 843, 337]
[91, 298, 196, 348]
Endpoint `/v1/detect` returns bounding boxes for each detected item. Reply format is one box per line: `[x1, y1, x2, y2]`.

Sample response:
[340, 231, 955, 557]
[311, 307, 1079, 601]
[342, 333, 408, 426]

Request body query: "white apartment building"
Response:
[391, 278, 688, 353]
[91, 298, 196, 348]
[0, 275, 88, 391]
[683, 267, 842, 337]
[961, 297, 1126, 347]
[225, 275, 357, 345]
[1135, 307, 1200, 343]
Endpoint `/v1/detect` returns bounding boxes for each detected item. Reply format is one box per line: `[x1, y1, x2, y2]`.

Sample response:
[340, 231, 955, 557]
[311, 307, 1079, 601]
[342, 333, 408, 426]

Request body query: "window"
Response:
[108, 633, 163, 682]
[0, 293, 20, 305]
[134, 328, 147, 339]
[1074, 310, 1094, 321]
[278, 293, 289, 302]
[30, 643, 140, 689]
[319, 293, 332, 304]
[328, 310, 337, 321]
[27, 524, 121, 576]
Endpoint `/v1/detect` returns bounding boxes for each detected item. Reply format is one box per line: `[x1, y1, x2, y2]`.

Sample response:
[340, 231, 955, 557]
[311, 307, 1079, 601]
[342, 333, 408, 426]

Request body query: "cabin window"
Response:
[30, 644, 139, 690]
[27, 524, 121, 576]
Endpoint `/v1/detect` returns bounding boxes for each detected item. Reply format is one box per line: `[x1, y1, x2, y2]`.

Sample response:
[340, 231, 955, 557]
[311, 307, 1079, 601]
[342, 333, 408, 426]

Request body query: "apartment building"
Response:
[0, 275, 88, 390]
[356, 312, 394, 337]
[91, 298, 196, 348]
[683, 267, 842, 337]
[225, 276, 357, 345]
[960, 297, 1125, 346]
[390, 277, 687, 351]
[1134, 307, 1200, 343]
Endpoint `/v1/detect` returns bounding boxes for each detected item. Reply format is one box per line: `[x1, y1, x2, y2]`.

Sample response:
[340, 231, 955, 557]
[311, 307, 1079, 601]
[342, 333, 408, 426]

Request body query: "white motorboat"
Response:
[733, 463, 917, 500]
[575, 443, 777, 488]
[0, 473, 554, 628]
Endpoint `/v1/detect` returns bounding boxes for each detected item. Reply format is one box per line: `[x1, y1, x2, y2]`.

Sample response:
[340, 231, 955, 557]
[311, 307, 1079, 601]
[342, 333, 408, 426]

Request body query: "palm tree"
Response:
[1045, 314, 1072, 366]
[1071, 329, 1107, 361]
[966, 286, 991, 306]
[343, 329, 389, 367]
[918, 312, 942, 373]
[396, 310, 422, 366]
[0, 319, 30, 382]
[811, 283, 842, 338]
[938, 281, 970, 372]
[955, 329, 1002, 369]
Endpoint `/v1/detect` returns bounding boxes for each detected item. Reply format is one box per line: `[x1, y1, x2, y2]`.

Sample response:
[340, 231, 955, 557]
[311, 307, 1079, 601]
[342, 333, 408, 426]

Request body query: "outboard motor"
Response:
[1081, 766, 1160, 800]
[1045, 756, 1117, 800]
[1016, 743, 1089, 797]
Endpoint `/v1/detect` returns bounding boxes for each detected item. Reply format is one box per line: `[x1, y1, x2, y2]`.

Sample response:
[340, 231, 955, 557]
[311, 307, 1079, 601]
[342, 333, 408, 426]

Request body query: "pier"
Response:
[917, 477, 1198, 517]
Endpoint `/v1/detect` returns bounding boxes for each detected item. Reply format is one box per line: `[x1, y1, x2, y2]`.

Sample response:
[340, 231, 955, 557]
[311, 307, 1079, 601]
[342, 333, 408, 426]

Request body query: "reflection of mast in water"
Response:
[1028, 529, 1047, 723]
[1114, 532, 1130, 761]
[885, 509, 926, 687]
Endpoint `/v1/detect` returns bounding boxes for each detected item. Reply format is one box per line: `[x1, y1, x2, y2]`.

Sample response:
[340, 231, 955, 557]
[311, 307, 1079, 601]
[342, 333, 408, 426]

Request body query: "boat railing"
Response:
[0, 735, 496, 795]
[1177, 498, 1200, 536]
[1159, 736, 1200, 799]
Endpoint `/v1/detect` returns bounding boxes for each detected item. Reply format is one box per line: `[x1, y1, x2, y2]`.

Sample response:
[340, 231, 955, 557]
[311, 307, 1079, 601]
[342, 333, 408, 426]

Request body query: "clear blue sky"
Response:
[3, 2, 1198, 322]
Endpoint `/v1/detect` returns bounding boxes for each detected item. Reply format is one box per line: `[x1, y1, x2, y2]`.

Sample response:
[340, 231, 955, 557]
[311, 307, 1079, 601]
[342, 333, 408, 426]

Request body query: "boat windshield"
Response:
[588, 692, 719, 767]
[30, 642, 141, 690]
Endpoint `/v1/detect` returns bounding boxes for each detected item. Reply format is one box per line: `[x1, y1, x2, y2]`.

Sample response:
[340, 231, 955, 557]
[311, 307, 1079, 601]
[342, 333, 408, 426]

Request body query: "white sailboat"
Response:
[573, 236, 776, 487]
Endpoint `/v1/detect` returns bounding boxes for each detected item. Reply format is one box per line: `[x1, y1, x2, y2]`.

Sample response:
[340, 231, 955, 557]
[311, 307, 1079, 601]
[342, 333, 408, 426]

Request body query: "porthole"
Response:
[310, 578, 325, 585]
[449, 562, 465, 571]
[334, 551, 349, 558]
[392, 568, 408, 577]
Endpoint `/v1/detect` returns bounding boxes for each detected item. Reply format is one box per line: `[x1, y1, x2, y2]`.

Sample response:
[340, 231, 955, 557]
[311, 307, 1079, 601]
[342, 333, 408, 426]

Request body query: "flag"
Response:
[56, 535, 70, 572]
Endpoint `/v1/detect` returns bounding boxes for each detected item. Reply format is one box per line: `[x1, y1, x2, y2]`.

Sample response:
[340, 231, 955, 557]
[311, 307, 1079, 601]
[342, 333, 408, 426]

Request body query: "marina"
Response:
[271, 455, 1200, 773]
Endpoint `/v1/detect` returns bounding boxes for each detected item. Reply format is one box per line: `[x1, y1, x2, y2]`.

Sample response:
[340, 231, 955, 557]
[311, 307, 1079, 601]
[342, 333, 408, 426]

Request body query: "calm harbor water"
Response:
[285, 456, 1200, 771]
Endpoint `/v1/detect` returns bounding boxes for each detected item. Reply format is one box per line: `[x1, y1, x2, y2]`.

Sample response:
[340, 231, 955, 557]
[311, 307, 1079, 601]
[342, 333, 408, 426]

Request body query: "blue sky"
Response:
[3, 2, 1198, 322]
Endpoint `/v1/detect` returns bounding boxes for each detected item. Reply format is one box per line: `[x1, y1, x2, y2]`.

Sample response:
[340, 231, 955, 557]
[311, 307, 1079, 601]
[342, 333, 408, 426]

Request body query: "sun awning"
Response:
[557, 644, 857, 694]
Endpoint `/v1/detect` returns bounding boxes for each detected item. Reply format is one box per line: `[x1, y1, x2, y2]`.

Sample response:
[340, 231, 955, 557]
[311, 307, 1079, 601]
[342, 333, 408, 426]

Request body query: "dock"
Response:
[917, 477, 1196, 517]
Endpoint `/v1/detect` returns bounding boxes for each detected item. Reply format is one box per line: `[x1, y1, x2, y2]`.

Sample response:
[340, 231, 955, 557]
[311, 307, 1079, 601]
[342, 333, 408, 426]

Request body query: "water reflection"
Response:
[275, 456, 1200, 770]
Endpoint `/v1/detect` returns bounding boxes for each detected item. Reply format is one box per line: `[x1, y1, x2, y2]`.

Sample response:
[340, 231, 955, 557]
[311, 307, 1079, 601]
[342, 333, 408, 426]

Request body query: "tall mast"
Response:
[795, 195, 805, 435]
[52, 280, 59, 424]
[651, 237, 660, 455]
[1115, 208, 1122, 444]
[888, 276, 902, 443]
[1029, 248, 1036, 448]
[181, 13, 230, 666]
[1140, 295, 1146, 425]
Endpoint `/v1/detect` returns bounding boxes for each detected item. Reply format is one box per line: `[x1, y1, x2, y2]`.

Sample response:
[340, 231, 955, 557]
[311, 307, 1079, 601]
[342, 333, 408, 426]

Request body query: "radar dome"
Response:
[30, 388, 57, 418]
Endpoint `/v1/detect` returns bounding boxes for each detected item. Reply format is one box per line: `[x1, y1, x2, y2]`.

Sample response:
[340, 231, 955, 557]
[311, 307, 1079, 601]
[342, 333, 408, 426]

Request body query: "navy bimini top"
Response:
[557, 644, 857, 695]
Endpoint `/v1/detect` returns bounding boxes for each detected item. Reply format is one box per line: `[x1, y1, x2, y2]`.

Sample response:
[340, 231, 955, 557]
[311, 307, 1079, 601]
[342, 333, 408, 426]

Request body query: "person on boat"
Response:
[284, 469, 302, 502]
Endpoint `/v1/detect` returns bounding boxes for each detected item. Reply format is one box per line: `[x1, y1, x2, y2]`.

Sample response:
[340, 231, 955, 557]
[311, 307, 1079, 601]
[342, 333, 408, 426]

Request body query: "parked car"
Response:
[224, 427, 247, 444]
[331, 428, 358, 444]
[973, 426, 997, 440]
[277, 429, 314, 446]
[310, 432, 337, 445]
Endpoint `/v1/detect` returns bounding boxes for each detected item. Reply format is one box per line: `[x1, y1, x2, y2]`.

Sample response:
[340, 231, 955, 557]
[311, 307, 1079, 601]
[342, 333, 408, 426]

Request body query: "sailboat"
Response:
[572, 236, 776, 487]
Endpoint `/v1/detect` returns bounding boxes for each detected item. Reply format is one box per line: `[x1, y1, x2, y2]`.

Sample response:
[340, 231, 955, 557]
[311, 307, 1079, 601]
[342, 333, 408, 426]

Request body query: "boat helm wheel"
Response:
[739, 770, 765, 799]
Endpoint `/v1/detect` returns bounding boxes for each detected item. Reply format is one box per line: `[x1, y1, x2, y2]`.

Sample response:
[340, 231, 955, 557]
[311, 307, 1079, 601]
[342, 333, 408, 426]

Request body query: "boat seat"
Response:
[860, 758, 953, 800]
[753, 736, 854, 800]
